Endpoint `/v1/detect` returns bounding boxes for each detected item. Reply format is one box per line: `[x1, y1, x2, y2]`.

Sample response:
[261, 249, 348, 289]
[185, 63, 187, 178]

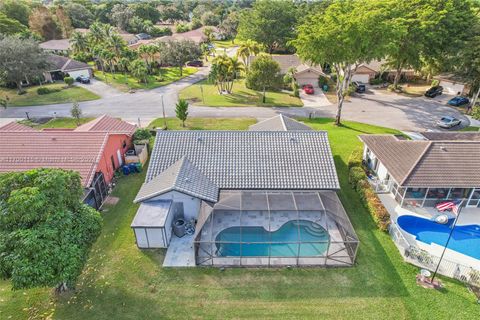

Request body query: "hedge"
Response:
[37, 87, 61, 95]
[348, 151, 391, 232]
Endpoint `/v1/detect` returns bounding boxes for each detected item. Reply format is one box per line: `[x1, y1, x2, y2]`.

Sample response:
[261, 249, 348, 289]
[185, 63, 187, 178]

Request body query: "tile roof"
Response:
[75, 115, 136, 135]
[141, 131, 340, 200]
[360, 135, 480, 187]
[248, 54, 322, 74]
[0, 122, 36, 132]
[249, 115, 312, 131]
[47, 54, 91, 72]
[0, 131, 108, 187]
[39, 39, 71, 51]
[135, 156, 219, 203]
[421, 132, 480, 141]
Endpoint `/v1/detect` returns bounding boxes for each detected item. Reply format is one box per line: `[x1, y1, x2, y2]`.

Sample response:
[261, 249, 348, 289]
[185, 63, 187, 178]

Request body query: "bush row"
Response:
[348, 150, 391, 232]
[37, 87, 62, 95]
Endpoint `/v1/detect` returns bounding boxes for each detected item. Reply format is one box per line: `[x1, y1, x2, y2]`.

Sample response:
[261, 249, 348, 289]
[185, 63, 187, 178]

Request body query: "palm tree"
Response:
[226, 56, 244, 92]
[209, 55, 244, 94]
[118, 57, 131, 85]
[70, 31, 88, 54]
[89, 23, 105, 46]
[237, 40, 262, 70]
[130, 59, 148, 84]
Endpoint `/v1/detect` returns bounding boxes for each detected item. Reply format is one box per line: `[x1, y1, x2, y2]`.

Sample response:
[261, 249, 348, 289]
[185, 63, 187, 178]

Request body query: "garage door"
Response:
[351, 74, 370, 83]
[297, 76, 319, 87]
[440, 81, 465, 94]
[67, 69, 91, 79]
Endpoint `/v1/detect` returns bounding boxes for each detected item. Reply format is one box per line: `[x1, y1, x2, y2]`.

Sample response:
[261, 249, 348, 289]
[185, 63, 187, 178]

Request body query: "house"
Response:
[248, 54, 324, 87]
[131, 116, 359, 267]
[135, 33, 152, 41]
[434, 73, 470, 95]
[352, 60, 416, 83]
[249, 114, 312, 131]
[0, 115, 137, 209]
[44, 54, 93, 82]
[39, 39, 71, 55]
[359, 133, 480, 209]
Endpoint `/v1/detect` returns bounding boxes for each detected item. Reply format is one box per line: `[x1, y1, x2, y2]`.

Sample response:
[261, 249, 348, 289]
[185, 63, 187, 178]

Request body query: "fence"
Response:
[389, 221, 480, 287]
[368, 178, 392, 193]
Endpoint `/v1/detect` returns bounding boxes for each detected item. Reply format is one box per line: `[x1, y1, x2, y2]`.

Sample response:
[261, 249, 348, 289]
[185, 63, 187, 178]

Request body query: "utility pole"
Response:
[161, 95, 167, 129]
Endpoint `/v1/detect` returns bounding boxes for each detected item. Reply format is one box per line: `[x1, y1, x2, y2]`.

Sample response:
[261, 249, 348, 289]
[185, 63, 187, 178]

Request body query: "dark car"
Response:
[424, 86, 443, 98]
[187, 60, 204, 67]
[352, 81, 366, 93]
[76, 75, 90, 84]
[447, 96, 470, 106]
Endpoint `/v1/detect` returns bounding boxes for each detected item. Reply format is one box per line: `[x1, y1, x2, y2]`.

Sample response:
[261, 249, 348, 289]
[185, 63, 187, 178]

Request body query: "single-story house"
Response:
[359, 132, 480, 209]
[0, 115, 137, 209]
[131, 116, 358, 267]
[44, 54, 93, 82]
[39, 39, 71, 55]
[248, 54, 324, 87]
[249, 114, 312, 131]
[434, 73, 470, 95]
[352, 60, 416, 83]
[135, 33, 152, 41]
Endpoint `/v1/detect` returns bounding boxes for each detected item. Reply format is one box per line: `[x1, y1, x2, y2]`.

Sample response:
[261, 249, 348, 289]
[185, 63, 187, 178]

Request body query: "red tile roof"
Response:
[0, 122, 37, 132]
[75, 115, 136, 135]
[0, 131, 108, 187]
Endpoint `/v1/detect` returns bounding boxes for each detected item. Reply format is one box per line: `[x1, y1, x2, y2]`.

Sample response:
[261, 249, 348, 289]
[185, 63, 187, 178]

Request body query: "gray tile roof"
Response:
[47, 54, 91, 72]
[135, 156, 219, 203]
[249, 115, 312, 131]
[248, 54, 322, 74]
[360, 135, 480, 187]
[138, 131, 339, 202]
[421, 132, 480, 141]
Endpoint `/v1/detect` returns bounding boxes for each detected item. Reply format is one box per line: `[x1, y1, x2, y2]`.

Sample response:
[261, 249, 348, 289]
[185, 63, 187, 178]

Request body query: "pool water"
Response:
[397, 215, 480, 260]
[215, 220, 329, 257]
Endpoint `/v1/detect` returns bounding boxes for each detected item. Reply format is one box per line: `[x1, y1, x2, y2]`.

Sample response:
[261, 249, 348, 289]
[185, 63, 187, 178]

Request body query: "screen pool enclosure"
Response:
[194, 190, 359, 267]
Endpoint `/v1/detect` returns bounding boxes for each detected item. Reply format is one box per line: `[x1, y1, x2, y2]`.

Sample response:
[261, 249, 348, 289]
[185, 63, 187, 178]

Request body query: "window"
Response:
[122, 140, 127, 149]
[111, 155, 116, 170]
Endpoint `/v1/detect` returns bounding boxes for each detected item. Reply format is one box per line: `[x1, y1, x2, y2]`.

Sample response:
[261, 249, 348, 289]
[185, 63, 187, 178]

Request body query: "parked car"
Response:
[76, 75, 90, 84]
[447, 96, 470, 106]
[437, 116, 462, 128]
[425, 86, 443, 98]
[187, 60, 204, 67]
[352, 81, 366, 93]
[303, 84, 314, 94]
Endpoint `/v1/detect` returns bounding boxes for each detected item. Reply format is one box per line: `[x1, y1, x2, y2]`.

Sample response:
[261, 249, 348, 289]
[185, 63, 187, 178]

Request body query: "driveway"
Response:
[299, 90, 331, 108]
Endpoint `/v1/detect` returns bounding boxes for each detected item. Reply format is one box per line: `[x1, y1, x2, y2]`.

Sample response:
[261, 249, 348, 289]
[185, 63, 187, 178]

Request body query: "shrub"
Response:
[431, 79, 439, 87]
[133, 128, 152, 143]
[318, 75, 329, 87]
[64, 76, 74, 87]
[175, 23, 190, 33]
[150, 26, 172, 37]
[348, 148, 363, 169]
[471, 106, 480, 120]
[349, 166, 366, 186]
[37, 87, 61, 95]
[369, 77, 383, 85]
[189, 17, 202, 30]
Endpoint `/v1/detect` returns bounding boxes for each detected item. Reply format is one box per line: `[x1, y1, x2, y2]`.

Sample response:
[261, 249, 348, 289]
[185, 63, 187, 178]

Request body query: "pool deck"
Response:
[163, 233, 195, 267]
[378, 193, 480, 270]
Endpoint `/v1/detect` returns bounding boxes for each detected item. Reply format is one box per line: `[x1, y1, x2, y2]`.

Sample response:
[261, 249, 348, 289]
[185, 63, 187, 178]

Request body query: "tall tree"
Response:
[245, 53, 282, 103]
[237, 0, 297, 53]
[55, 5, 73, 38]
[236, 39, 262, 70]
[109, 4, 134, 31]
[70, 31, 88, 54]
[0, 13, 27, 35]
[0, 169, 102, 292]
[293, 0, 395, 125]
[0, 36, 50, 94]
[28, 6, 61, 40]
[209, 55, 244, 94]
[219, 11, 239, 43]
[175, 99, 189, 127]
[130, 59, 148, 84]
[133, 2, 160, 23]
[65, 3, 94, 29]
[0, 0, 30, 26]
[162, 40, 201, 76]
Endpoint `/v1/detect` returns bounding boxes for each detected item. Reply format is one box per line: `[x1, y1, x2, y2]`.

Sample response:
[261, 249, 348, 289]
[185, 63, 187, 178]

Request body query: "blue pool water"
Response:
[215, 220, 329, 257]
[397, 215, 480, 260]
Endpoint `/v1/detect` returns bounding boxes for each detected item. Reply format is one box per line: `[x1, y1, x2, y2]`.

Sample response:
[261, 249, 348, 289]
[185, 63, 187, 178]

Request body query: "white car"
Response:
[436, 116, 461, 128]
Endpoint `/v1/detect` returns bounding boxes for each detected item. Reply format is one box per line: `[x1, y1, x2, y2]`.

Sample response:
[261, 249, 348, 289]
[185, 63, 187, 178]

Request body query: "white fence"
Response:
[368, 178, 392, 193]
[389, 222, 480, 287]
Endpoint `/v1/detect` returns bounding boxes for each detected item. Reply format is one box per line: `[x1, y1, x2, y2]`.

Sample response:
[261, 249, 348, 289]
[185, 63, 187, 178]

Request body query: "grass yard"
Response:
[20, 117, 95, 129]
[0, 118, 478, 320]
[180, 79, 303, 107]
[0, 83, 100, 107]
[213, 39, 239, 49]
[460, 125, 480, 132]
[399, 84, 430, 97]
[94, 67, 198, 92]
[148, 117, 256, 130]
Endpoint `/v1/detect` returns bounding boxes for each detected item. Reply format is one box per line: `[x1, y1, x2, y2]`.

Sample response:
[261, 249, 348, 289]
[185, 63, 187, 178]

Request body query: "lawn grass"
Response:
[148, 117, 256, 130]
[180, 79, 303, 107]
[0, 83, 100, 107]
[20, 117, 95, 129]
[213, 39, 239, 49]
[400, 84, 430, 97]
[0, 118, 478, 319]
[94, 67, 198, 92]
[460, 126, 480, 132]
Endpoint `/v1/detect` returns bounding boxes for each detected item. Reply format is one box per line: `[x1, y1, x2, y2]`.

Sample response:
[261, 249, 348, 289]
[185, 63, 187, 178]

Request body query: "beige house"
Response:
[44, 55, 93, 82]
[353, 60, 416, 83]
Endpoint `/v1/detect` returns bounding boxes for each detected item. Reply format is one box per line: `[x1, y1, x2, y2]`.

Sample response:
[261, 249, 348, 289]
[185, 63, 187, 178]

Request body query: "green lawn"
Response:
[20, 117, 95, 129]
[0, 118, 478, 319]
[95, 67, 198, 92]
[148, 117, 256, 130]
[213, 39, 239, 49]
[460, 126, 480, 132]
[0, 83, 100, 107]
[180, 79, 303, 107]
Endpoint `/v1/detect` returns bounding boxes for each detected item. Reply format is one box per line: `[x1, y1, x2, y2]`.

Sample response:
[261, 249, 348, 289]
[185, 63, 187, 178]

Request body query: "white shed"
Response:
[131, 200, 174, 248]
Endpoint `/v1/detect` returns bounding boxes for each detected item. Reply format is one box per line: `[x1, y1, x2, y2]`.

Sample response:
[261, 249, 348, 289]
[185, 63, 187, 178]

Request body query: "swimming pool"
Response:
[215, 220, 329, 257]
[397, 215, 480, 260]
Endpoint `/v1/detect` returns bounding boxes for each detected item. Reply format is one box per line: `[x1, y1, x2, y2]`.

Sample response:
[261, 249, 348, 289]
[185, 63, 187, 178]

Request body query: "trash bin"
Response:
[122, 165, 130, 175]
[323, 84, 329, 92]
[135, 163, 142, 172]
[173, 219, 186, 237]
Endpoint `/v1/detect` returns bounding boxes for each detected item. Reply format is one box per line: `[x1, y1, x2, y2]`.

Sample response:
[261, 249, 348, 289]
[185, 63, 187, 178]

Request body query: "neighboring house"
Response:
[353, 60, 416, 83]
[0, 115, 137, 209]
[434, 73, 470, 95]
[44, 54, 93, 82]
[119, 32, 138, 45]
[135, 33, 152, 41]
[39, 39, 71, 55]
[131, 116, 359, 267]
[248, 54, 324, 87]
[359, 133, 480, 209]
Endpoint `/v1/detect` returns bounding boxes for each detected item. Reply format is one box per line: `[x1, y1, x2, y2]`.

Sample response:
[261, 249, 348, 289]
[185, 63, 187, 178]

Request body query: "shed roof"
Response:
[131, 200, 173, 227]
[249, 114, 312, 131]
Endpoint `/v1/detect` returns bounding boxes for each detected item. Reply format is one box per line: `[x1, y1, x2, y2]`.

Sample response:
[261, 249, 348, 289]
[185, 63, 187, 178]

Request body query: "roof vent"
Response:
[290, 137, 297, 143]
[197, 137, 203, 142]
[184, 177, 191, 183]
[440, 146, 447, 152]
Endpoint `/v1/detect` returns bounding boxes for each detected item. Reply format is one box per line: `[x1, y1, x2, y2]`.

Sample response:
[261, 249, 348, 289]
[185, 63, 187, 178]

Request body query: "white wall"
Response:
[352, 74, 370, 83]
[439, 80, 465, 95]
[377, 163, 389, 180]
[151, 190, 201, 221]
[133, 227, 168, 248]
[134, 228, 149, 248]
[68, 69, 92, 79]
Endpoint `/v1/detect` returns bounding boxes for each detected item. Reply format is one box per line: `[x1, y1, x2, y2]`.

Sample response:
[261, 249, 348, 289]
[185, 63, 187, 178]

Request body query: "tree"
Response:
[158, 4, 184, 23]
[237, 39, 262, 70]
[138, 44, 159, 74]
[219, 11, 239, 43]
[209, 55, 244, 94]
[293, 0, 395, 125]
[64, 76, 74, 87]
[133, 2, 160, 23]
[70, 31, 88, 54]
[65, 3, 94, 28]
[70, 101, 82, 124]
[245, 53, 282, 103]
[0, 169, 102, 292]
[0, 36, 50, 94]
[0, 0, 30, 26]
[162, 40, 202, 76]
[130, 59, 148, 84]
[175, 99, 189, 127]
[55, 5, 73, 39]
[29, 6, 61, 40]
[0, 96, 9, 109]
[237, 0, 297, 53]
[109, 4, 134, 31]
[201, 12, 221, 26]
[0, 13, 27, 35]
